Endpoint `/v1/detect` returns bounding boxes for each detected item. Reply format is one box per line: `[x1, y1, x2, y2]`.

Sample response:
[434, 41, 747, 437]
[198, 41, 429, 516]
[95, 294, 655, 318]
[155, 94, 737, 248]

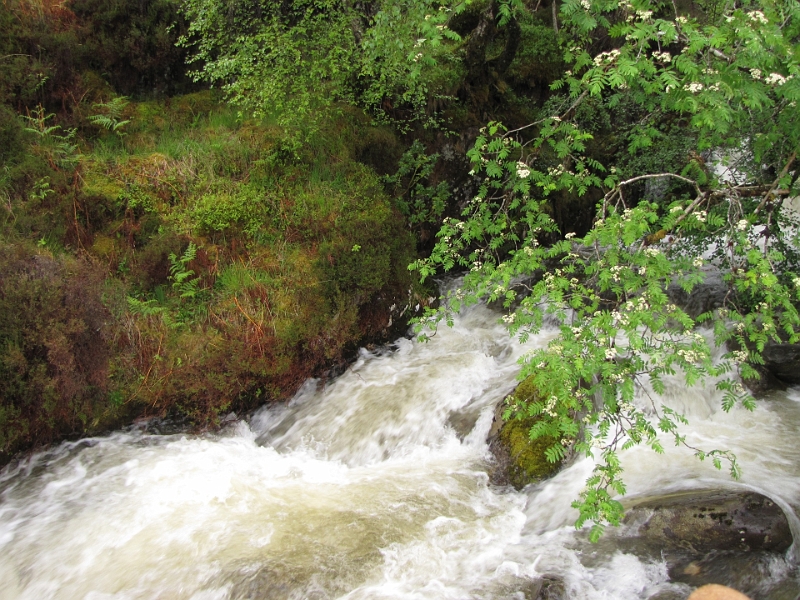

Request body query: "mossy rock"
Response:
[489, 376, 563, 489]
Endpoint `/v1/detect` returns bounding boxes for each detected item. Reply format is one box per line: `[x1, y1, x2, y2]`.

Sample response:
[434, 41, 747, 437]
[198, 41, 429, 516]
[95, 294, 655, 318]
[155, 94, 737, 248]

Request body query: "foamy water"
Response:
[1, 296, 798, 599]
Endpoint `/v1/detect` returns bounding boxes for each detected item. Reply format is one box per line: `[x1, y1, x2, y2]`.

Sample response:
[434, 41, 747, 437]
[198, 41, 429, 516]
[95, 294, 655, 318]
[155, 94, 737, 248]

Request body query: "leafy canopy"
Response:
[178, 0, 464, 132]
[412, 0, 800, 539]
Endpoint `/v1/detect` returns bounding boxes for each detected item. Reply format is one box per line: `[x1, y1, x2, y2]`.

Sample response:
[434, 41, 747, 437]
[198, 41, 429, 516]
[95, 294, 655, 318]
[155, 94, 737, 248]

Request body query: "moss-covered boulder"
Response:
[488, 376, 563, 489]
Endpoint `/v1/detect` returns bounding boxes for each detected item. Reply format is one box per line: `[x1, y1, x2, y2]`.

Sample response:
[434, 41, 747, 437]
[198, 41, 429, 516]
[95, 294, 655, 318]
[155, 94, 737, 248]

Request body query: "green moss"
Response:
[499, 377, 563, 489]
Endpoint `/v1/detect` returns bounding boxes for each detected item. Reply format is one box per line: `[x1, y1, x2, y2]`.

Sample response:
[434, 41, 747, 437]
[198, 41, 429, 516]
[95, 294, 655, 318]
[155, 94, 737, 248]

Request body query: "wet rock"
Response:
[487, 378, 563, 489]
[761, 342, 800, 385]
[667, 268, 728, 318]
[646, 591, 688, 600]
[687, 584, 751, 600]
[521, 575, 567, 599]
[623, 489, 792, 555]
[667, 550, 797, 597]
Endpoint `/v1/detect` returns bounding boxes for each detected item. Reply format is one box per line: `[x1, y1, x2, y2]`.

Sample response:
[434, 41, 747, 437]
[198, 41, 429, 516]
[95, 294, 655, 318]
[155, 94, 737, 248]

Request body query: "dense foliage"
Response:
[412, 0, 800, 538]
[1, 0, 799, 544]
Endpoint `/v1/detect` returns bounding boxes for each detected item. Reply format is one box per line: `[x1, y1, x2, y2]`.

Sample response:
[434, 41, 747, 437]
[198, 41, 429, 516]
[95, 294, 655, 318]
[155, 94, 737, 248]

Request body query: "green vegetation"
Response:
[0, 64, 421, 457]
[412, 0, 800, 540]
[500, 376, 563, 488]
[1, 0, 798, 543]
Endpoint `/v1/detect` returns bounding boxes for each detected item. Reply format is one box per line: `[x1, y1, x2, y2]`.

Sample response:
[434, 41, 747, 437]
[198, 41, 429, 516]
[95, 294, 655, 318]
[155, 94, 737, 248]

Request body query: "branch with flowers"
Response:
[412, 0, 800, 540]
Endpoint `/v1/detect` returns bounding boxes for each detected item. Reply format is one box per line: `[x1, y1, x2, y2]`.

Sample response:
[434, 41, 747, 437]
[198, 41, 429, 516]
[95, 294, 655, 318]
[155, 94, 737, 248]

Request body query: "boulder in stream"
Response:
[667, 267, 728, 319]
[623, 489, 792, 554]
[487, 377, 563, 489]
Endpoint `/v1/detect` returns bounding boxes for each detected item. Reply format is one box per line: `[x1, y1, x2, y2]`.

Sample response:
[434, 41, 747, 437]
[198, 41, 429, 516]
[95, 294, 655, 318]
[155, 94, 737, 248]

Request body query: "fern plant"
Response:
[89, 97, 131, 137]
[168, 242, 201, 300]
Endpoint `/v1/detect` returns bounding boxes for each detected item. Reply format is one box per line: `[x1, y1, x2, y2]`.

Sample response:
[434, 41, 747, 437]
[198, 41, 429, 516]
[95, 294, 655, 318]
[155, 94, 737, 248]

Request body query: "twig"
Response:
[754, 151, 796, 215]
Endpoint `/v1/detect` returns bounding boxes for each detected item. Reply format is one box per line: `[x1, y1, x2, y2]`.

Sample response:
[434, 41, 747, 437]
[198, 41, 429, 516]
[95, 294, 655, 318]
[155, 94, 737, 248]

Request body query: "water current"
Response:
[1, 292, 800, 599]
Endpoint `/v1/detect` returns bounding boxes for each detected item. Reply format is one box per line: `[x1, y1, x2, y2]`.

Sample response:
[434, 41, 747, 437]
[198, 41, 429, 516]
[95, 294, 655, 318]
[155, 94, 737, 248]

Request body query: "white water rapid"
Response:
[1, 294, 800, 599]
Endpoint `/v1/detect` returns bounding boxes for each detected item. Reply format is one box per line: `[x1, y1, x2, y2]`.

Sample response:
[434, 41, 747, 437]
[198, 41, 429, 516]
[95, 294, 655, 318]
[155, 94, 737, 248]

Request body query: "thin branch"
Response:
[754, 151, 796, 215]
[504, 91, 588, 138]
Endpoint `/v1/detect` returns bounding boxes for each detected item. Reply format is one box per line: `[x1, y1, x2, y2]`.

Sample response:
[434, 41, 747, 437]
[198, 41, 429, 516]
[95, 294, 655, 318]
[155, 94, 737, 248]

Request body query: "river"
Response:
[1, 293, 799, 599]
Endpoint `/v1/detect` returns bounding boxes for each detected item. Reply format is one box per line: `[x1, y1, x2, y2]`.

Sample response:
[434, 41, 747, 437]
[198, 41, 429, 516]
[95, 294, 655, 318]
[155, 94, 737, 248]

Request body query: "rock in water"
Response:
[623, 489, 792, 554]
[487, 377, 563, 489]
[688, 584, 751, 600]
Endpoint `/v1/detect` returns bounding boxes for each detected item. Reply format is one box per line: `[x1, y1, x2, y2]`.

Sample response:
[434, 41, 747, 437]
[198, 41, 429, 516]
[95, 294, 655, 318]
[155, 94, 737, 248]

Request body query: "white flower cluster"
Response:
[703, 68, 719, 75]
[544, 396, 559, 417]
[693, 257, 704, 267]
[581, 0, 591, 9]
[793, 276, 800, 288]
[636, 9, 653, 20]
[695, 210, 707, 223]
[684, 82, 704, 93]
[675, 15, 688, 24]
[737, 219, 749, 231]
[765, 73, 788, 86]
[516, 161, 531, 179]
[610, 264, 624, 282]
[748, 10, 768, 24]
[750, 68, 762, 80]
[652, 51, 672, 63]
[731, 350, 749, 362]
[644, 247, 661, 257]
[565, 232, 577, 239]
[676, 348, 702, 362]
[502, 313, 516, 324]
[594, 49, 621, 66]
[605, 348, 617, 359]
[669, 205, 683, 213]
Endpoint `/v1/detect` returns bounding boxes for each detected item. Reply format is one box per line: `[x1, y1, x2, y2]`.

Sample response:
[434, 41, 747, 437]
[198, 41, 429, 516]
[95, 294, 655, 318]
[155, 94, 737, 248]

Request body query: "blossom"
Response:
[516, 161, 531, 179]
[652, 51, 672, 63]
[693, 257, 703, 267]
[593, 49, 621, 66]
[605, 348, 616, 359]
[750, 68, 762, 80]
[747, 10, 768, 24]
[684, 82, 704, 93]
[765, 73, 787, 86]
[737, 219, 748, 231]
[581, 0, 591, 9]
[732, 350, 748, 362]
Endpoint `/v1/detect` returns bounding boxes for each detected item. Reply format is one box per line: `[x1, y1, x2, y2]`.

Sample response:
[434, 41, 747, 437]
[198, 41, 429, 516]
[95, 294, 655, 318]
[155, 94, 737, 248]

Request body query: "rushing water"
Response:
[1, 295, 800, 599]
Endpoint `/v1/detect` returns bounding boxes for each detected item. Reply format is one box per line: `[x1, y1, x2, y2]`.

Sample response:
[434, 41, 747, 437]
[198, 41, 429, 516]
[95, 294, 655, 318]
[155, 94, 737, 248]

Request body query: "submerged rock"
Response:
[761, 342, 800, 385]
[487, 377, 563, 489]
[524, 575, 567, 599]
[623, 489, 792, 554]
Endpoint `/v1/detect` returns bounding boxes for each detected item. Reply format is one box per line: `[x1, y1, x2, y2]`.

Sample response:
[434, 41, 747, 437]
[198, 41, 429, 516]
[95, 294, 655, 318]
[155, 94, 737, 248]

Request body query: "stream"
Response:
[1, 292, 799, 599]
